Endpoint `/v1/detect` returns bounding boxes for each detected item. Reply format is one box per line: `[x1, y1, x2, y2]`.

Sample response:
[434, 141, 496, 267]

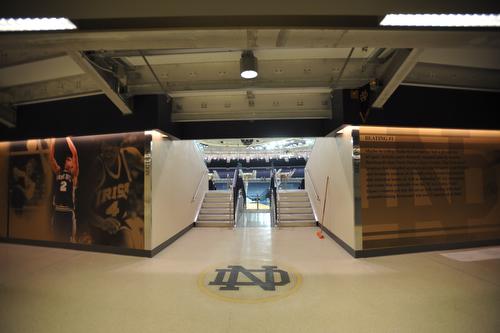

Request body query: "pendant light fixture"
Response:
[240, 50, 258, 79]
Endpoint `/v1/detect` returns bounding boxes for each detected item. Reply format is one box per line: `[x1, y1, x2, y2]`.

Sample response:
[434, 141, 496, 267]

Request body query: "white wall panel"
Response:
[305, 128, 355, 248]
[151, 138, 207, 249]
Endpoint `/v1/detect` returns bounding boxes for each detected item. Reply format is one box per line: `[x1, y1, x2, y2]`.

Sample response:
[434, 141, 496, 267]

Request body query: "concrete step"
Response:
[202, 202, 232, 208]
[278, 201, 312, 208]
[204, 196, 232, 203]
[205, 190, 231, 197]
[200, 207, 232, 215]
[197, 213, 232, 221]
[278, 207, 313, 214]
[278, 220, 316, 227]
[278, 213, 315, 220]
[278, 196, 309, 202]
[196, 221, 234, 227]
[278, 190, 308, 196]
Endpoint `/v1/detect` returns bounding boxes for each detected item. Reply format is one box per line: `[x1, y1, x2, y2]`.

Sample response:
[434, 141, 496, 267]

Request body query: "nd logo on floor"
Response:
[199, 262, 302, 303]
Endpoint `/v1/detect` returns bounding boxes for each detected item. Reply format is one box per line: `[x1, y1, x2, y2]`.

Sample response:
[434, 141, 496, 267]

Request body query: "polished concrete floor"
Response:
[236, 211, 271, 228]
[1, 227, 500, 333]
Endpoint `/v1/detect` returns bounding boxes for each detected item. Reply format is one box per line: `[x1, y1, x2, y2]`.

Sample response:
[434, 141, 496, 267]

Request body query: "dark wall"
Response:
[0, 95, 335, 140]
[177, 119, 331, 139]
[2, 86, 500, 141]
[0, 94, 175, 141]
[346, 86, 500, 130]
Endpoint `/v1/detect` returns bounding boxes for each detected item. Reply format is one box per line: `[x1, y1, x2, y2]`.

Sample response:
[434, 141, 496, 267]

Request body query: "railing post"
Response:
[270, 172, 278, 227]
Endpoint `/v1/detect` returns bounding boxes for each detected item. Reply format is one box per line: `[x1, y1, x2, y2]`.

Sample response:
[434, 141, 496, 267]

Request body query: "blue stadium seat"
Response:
[246, 181, 271, 205]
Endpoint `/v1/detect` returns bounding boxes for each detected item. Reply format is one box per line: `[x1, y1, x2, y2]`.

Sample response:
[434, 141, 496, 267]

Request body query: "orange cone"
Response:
[316, 229, 324, 239]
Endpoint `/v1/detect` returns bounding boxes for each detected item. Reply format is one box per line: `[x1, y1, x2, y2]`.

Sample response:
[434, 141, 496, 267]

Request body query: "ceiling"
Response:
[198, 138, 315, 149]
[198, 138, 315, 161]
[3, 0, 499, 19]
[1, 2, 500, 128]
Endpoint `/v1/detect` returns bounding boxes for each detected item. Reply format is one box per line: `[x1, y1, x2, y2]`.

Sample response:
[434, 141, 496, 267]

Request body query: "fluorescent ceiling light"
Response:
[380, 14, 500, 27]
[0, 18, 77, 31]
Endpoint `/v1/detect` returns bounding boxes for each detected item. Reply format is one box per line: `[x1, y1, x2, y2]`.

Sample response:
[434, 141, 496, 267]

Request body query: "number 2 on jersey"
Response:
[60, 180, 67, 192]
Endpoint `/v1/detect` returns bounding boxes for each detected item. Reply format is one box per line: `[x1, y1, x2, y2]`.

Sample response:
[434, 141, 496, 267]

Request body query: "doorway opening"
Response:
[197, 138, 315, 228]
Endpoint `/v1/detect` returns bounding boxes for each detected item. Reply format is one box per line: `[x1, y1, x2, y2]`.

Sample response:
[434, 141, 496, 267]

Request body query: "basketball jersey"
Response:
[95, 151, 132, 228]
[54, 170, 75, 211]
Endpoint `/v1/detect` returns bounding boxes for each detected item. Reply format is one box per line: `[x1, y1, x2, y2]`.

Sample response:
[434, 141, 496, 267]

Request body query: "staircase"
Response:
[196, 190, 234, 227]
[277, 190, 316, 227]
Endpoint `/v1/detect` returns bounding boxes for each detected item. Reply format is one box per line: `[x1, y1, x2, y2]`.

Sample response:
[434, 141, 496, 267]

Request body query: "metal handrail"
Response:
[191, 170, 208, 202]
[231, 188, 235, 225]
[305, 168, 320, 201]
[270, 172, 278, 226]
[234, 189, 244, 226]
[270, 188, 278, 226]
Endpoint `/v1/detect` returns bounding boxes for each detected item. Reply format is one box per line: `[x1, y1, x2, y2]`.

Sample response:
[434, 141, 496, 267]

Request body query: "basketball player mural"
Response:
[11, 158, 37, 212]
[49, 137, 79, 243]
[89, 137, 144, 249]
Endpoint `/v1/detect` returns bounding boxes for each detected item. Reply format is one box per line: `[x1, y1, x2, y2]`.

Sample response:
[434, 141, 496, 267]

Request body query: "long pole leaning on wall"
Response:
[317, 176, 330, 239]
[6, 188, 11, 238]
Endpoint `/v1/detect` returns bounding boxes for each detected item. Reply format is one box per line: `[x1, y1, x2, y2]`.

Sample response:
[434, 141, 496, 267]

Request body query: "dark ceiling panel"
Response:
[2, 0, 500, 22]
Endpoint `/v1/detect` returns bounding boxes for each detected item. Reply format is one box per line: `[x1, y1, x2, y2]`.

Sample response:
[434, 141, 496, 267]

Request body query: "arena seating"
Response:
[247, 181, 271, 205]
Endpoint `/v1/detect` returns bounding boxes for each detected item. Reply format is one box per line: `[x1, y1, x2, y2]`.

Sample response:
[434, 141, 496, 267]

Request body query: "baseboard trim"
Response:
[318, 224, 357, 258]
[0, 223, 195, 258]
[3, 224, 497, 259]
[357, 239, 500, 258]
[279, 222, 316, 227]
[194, 222, 234, 227]
[150, 222, 195, 257]
[318, 225, 500, 258]
[0, 237, 150, 257]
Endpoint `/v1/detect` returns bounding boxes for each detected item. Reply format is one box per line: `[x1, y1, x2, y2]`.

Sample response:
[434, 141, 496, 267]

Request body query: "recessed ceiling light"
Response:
[0, 17, 77, 31]
[380, 14, 500, 27]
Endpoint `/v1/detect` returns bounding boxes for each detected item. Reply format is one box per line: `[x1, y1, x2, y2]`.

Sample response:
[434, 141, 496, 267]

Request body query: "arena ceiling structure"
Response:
[0, 0, 500, 136]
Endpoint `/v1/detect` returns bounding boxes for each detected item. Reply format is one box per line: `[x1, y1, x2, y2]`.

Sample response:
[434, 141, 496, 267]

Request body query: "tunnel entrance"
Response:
[196, 137, 317, 229]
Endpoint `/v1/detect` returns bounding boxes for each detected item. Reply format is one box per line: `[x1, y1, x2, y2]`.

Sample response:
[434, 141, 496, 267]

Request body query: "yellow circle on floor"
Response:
[198, 260, 302, 303]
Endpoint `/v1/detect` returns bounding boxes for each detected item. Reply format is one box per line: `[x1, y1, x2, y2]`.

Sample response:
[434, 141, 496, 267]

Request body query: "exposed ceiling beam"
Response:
[404, 63, 500, 92]
[400, 83, 500, 93]
[418, 49, 500, 70]
[1, 29, 500, 52]
[0, 104, 16, 128]
[0, 91, 13, 105]
[0, 50, 66, 68]
[0, 74, 100, 105]
[139, 51, 171, 102]
[121, 48, 374, 65]
[372, 48, 421, 108]
[1, 64, 496, 107]
[67, 51, 133, 115]
[0, 55, 84, 88]
[172, 109, 330, 122]
[128, 78, 371, 95]
[168, 87, 332, 98]
[126, 58, 375, 94]
[171, 90, 331, 122]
